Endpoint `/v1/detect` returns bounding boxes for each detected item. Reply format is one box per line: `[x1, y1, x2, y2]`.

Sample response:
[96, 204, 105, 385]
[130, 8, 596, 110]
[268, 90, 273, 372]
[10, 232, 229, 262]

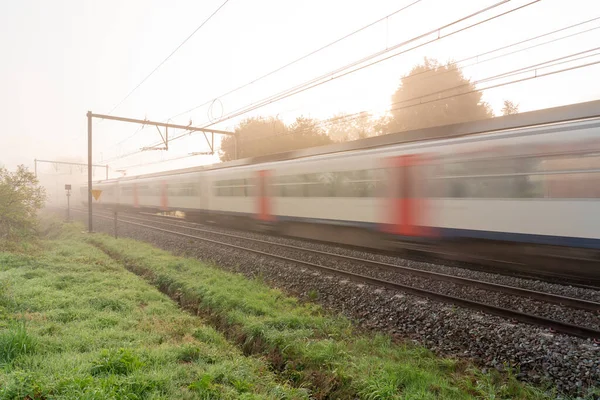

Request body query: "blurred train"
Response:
[74, 101, 600, 280]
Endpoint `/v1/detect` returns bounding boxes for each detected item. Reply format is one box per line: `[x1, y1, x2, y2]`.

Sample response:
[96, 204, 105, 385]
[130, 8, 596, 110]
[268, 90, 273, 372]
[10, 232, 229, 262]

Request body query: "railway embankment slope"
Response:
[0, 218, 562, 399]
[0, 222, 305, 399]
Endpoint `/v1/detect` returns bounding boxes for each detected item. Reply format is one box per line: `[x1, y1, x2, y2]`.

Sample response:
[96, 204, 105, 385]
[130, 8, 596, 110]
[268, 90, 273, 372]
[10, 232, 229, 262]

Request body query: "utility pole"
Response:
[85, 112, 237, 233]
[87, 111, 93, 233]
[65, 184, 71, 221]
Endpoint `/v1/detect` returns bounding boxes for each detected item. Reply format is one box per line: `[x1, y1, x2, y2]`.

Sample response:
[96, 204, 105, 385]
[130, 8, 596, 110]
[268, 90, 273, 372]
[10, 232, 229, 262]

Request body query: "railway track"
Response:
[71, 207, 600, 340]
[135, 211, 600, 290]
[101, 209, 600, 290]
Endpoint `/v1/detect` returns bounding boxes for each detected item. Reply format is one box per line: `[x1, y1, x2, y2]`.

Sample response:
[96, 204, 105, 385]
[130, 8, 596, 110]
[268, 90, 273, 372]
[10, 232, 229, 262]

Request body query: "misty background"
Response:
[2, 0, 600, 207]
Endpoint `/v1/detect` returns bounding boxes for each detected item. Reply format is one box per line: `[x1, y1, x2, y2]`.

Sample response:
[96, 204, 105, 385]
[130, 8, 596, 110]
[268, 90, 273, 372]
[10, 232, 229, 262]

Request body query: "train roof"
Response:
[92, 99, 600, 184]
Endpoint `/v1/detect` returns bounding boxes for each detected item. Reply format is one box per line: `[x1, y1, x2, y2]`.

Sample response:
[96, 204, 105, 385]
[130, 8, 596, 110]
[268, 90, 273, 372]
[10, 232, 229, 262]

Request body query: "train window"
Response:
[282, 175, 306, 197]
[546, 172, 600, 198]
[167, 182, 200, 197]
[138, 185, 150, 196]
[305, 173, 334, 197]
[270, 169, 386, 198]
[213, 178, 253, 196]
[542, 152, 600, 173]
[216, 186, 232, 196]
[271, 175, 306, 197]
[335, 170, 379, 197]
[513, 175, 545, 198]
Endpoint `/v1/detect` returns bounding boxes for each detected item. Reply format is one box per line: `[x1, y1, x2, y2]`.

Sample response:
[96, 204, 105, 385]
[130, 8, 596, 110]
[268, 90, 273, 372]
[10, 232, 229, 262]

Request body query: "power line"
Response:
[106, 4, 598, 164]
[169, 0, 424, 120]
[395, 19, 600, 90]
[222, 51, 600, 146]
[196, 0, 538, 130]
[117, 153, 201, 170]
[113, 56, 600, 170]
[108, 50, 600, 166]
[112, 125, 145, 149]
[189, 17, 600, 143]
[150, 0, 524, 152]
[105, 0, 231, 116]
[107, 27, 596, 164]
[106, 0, 520, 160]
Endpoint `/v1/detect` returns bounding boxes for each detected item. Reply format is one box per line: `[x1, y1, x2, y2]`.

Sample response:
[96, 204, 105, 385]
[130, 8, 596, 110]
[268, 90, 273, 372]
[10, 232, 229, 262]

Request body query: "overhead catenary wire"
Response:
[169, 0, 424, 120]
[175, 18, 600, 143]
[195, 0, 541, 131]
[138, 0, 538, 152]
[141, 0, 524, 154]
[104, 0, 231, 117]
[107, 0, 529, 159]
[104, 3, 598, 165]
[112, 124, 146, 149]
[117, 153, 202, 170]
[221, 57, 600, 148]
[107, 29, 600, 164]
[110, 54, 600, 170]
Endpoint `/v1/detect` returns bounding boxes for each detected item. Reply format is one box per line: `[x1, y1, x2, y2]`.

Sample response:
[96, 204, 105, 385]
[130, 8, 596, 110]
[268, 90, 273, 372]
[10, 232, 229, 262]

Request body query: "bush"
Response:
[0, 165, 45, 243]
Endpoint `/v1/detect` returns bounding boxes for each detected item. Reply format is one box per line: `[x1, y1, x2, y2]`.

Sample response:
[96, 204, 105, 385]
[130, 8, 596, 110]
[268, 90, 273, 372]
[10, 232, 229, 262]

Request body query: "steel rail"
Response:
[138, 211, 600, 290]
[99, 210, 600, 312]
[81, 209, 600, 339]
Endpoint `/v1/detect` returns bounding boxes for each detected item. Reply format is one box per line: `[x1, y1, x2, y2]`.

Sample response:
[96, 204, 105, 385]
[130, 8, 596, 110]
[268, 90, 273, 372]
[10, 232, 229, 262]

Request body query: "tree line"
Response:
[220, 57, 519, 161]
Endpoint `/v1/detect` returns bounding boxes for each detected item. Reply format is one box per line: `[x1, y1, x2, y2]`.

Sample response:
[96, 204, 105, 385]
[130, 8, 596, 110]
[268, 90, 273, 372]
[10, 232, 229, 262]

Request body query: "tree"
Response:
[219, 116, 332, 161]
[0, 165, 46, 241]
[327, 112, 376, 142]
[501, 100, 519, 116]
[387, 57, 493, 133]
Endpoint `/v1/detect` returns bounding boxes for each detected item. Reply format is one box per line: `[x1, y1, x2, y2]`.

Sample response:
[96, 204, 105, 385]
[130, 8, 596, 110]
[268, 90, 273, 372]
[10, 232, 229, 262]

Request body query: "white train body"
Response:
[75, 113, 600, 251]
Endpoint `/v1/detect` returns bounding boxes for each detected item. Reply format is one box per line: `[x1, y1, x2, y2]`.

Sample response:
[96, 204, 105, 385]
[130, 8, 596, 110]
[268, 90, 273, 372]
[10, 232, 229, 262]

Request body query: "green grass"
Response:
[88, 230, 559, 399]
[0, 223, 307, 399]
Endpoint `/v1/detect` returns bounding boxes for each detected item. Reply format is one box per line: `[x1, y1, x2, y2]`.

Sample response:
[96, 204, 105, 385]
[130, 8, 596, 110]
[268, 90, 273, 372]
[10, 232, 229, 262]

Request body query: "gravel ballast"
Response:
[113, 214, 600, 331]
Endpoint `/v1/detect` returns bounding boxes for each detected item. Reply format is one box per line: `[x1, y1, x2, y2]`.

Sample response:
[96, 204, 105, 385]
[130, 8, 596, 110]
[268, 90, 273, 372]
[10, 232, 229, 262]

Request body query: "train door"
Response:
[257, 170, 274, 221]
[133, 182, 139, 209]
[160, 180, 169, 211]
[382, 154, 433, 238]
[198, 175, 208, 213]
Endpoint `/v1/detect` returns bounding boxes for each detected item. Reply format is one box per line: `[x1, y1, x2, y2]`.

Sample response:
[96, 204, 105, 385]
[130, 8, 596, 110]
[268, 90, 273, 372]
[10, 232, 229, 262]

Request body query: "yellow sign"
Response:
[91, 190, 102, 201]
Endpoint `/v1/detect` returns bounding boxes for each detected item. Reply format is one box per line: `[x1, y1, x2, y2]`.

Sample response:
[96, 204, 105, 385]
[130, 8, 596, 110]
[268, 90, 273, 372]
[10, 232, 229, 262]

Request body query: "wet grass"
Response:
[0, 224, 307, 399]
[89, 231, 557, 400]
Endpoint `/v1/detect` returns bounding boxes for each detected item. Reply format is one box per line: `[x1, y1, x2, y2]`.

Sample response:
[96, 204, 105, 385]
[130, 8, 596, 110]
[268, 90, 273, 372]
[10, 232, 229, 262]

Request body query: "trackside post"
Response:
[87, 111, 93, 233]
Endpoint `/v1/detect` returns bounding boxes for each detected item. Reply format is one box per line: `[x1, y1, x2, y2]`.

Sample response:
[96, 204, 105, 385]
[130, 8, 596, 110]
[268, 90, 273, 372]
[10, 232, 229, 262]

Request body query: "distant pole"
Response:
[66, 190, 70, 221]
[34, 159, 37, 177]
[87, 111, 93, 233]
[113, 210, 118, 239]
[106, 165, 108, 180]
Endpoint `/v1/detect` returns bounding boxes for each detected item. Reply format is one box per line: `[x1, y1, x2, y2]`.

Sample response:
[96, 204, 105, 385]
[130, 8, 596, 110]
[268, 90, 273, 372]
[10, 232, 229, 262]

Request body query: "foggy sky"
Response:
[1, 0, 599, 178]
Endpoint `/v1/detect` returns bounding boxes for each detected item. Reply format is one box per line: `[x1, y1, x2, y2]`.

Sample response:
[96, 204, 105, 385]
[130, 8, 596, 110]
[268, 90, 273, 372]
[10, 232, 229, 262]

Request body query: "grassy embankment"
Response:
[0, 222, 307, 399]
[0, 218, 558, 399]
[88, 227, 556, 399]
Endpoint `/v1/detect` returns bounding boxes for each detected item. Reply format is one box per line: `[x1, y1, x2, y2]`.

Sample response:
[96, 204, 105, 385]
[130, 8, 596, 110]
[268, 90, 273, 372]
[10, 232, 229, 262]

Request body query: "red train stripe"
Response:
[258, 170, 273, 221]
[385, 154, 427, 237]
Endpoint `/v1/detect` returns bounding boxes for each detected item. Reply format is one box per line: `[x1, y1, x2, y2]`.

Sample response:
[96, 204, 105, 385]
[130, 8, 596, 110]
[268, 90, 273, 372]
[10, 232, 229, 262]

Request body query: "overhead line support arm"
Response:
[86, 111, 236, 233]
[89, 113, 235, 135]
